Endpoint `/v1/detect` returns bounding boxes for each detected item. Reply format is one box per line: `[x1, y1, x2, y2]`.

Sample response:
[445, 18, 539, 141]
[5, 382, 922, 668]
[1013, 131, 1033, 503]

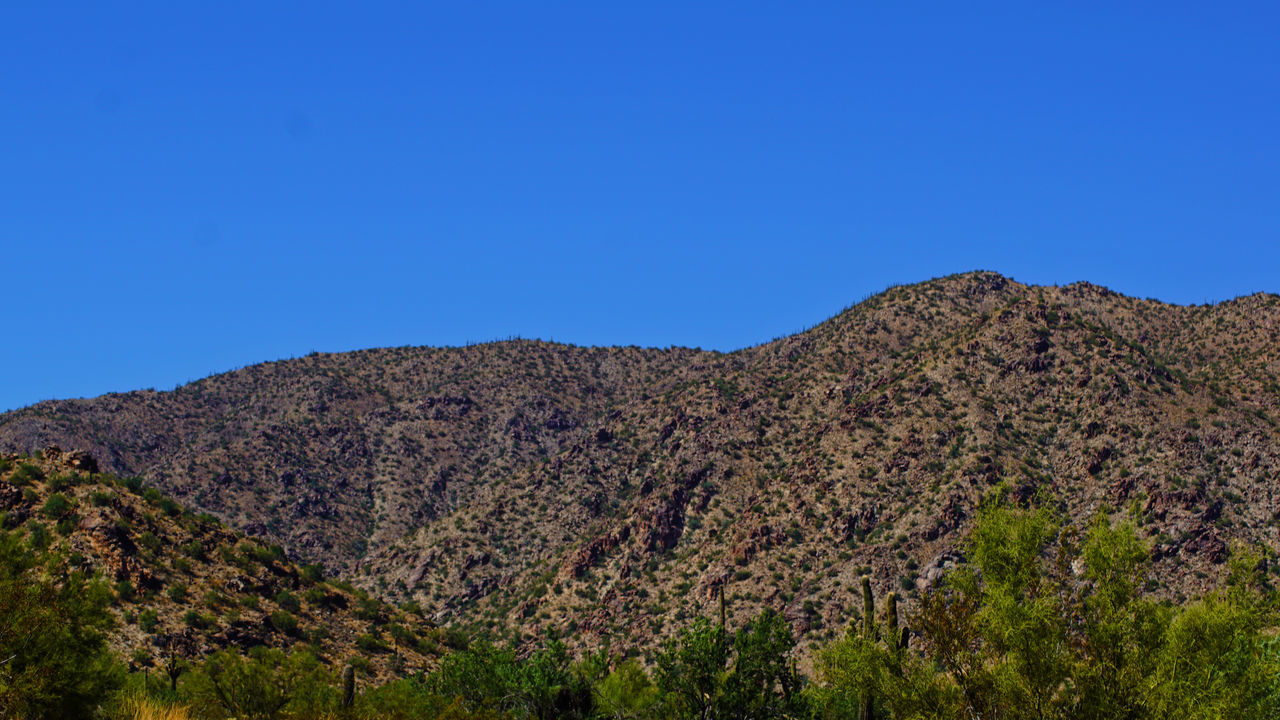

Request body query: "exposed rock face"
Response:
[0, 482, 21, 512]
[559, 526, 630, 580]
[66, 449, 99, 474]
[637, 489, 688, 553]
[80, 514, 151, 586]
[917, 552, 965, 592]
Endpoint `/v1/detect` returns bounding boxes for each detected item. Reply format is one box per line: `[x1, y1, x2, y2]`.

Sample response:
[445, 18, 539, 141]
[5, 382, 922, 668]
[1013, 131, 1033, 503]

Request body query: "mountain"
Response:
[3, 271, 1279, 656]
[0, 449, 442, 680]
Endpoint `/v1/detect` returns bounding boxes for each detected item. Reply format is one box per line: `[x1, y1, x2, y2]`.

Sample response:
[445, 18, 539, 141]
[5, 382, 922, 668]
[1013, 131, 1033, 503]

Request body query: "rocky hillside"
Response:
[0, 449, 444, 680]
[4, 271, 1280, 657]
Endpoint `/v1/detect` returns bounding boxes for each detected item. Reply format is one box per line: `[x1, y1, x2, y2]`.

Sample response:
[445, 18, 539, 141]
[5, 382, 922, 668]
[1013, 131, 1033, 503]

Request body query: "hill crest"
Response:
[3, 271, 1279, 655]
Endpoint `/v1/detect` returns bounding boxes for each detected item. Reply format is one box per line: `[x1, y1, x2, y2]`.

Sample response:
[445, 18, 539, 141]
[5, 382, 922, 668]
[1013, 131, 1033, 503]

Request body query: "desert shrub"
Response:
[595, 659, 667, 719]
[40, 492, 73, 519]
[25, 520, 50, 550]
[182, 648, 336, 720]
[181, 541, 207, 561]
[303, 587, 327, 607]
[183, 610, 214, 629]
[275, 590, 300, 613]
[355, 677, 448, 720]
[353, 593, 383, 622]
[299, 563, 325, 584]
[356, 633, 388, 653]
[116, 579, 137, 602]
[427, 638, 595, 720]
[138, 531, 162, 553]
[139, 609, 161, 634]
[269, 610, 299, 636]
[8, 462, 44, 486]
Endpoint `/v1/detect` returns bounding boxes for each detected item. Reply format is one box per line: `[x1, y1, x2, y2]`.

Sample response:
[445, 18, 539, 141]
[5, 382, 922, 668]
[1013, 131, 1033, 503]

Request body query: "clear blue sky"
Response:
[2, 2, 1278, 411]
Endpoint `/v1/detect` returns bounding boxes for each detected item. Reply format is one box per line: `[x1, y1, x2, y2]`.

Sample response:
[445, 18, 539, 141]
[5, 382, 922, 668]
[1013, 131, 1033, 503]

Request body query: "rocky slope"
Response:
[4, 271, 1279, 657]
[0, 449, 442, 680]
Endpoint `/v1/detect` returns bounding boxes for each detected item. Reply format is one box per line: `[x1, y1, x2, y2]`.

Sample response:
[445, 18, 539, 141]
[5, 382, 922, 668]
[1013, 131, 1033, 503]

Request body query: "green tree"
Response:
[513, 637, 594, 720]
[813, 497, 1280, 720]
[427, 641, 520, 713]
[721, 609, 805, 719]
[594, 659, 667, 719]
[0, 530, 121, 718]
[655, 617, 729, 719]
[1070, 516, 1168, 717]
[656, 610, 805, 720]
[183, 647, 336, 719]
[427, 636, 594, 719]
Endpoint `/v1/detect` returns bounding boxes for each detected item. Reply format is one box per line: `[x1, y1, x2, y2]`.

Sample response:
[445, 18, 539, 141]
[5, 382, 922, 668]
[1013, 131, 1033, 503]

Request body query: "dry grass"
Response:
[112, 693, 192, 720]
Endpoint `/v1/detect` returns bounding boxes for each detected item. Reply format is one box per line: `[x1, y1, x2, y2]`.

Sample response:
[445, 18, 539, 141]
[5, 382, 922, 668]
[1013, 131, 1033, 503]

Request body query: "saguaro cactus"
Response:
[856, 576, 910, 720]
[341, 664, 356, 709]
[861, 576, 876, 640]
[885, 591, 909, 671]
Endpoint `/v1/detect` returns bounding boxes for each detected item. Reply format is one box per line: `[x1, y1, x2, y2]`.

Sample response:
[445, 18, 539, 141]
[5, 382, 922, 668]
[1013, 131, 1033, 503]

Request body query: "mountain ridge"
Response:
[4, 271, 1280, 656]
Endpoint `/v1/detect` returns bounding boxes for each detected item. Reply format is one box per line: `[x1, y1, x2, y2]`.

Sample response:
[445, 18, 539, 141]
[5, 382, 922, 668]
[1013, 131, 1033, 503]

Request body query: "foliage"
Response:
[594, 659, 667, 719]
[0, 529, 122, 718]
[181, 647, 336, 719]
[427, 636, 594, 719]
[39, 492, 74, 519]
[655, 608, 804, 719]
[2, 448, 1277, 720]
[813, 498, 1280, 720]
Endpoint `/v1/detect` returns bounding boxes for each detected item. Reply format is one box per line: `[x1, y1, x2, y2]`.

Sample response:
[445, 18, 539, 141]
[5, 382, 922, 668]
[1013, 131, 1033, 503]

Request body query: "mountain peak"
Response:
[4, 274, 1279, 656]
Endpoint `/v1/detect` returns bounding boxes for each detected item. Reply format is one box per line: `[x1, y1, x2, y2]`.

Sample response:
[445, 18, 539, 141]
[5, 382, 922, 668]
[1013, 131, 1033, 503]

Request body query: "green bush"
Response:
[8, 462, 44, 486]
[303, 586, 327, 607]
[181, 540, 207, 561]
[25, 521, 50, 550]
[300, 563, 325, 584]
[40, 493, 73, 519]
[183, 609, 214, 629]
[183, 648, 336, 719]
[356, 633, 388, 653]
[115, 579, 136, 602]
[138, 609, 160, 634]
[355, 677, 448, 720]
[270, 610, 300, 636]
[655, 609, 803, 720]
[426, 637, 595, 719]
[275, 589, 301, 613]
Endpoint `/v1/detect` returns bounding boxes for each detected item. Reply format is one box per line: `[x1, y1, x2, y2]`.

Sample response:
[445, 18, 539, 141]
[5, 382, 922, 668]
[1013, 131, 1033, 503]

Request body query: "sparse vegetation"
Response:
[4, 273, 1280, 715]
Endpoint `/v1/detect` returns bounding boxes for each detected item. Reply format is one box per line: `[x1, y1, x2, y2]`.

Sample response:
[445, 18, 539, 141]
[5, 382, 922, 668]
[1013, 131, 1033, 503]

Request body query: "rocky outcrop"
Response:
[559, 526, 630, 580]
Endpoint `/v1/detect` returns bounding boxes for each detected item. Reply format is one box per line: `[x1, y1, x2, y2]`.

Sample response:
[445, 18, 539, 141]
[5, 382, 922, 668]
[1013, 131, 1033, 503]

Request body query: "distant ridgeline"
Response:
[1, 448, 1277, 718]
